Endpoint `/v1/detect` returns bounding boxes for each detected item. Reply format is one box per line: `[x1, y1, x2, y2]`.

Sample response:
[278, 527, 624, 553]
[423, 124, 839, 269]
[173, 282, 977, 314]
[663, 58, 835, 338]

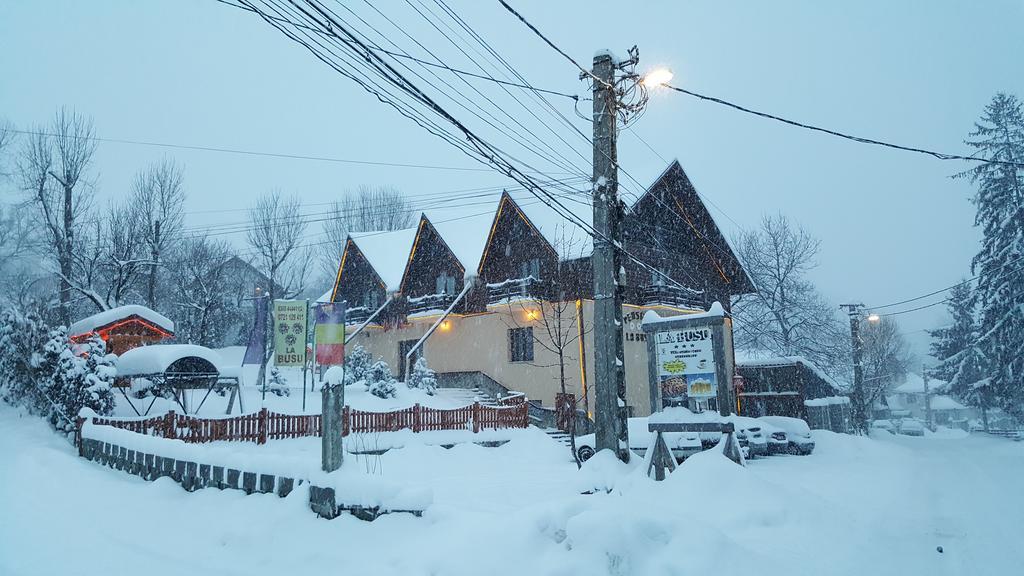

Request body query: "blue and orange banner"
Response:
[315, 302, 346, 366]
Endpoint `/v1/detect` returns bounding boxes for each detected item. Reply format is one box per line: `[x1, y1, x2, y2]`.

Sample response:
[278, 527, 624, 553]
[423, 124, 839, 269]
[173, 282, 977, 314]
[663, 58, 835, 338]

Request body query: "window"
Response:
[520, 258, 541, 280]
[398, 339, 423, 381]
[509, 327, 534, 362]
[364, 290, 380, 310]
[435, 273, 456, 295]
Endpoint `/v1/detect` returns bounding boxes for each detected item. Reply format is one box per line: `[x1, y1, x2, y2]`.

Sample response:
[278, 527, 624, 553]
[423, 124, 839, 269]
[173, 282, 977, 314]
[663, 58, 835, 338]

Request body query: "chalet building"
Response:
[329, 161, 754, 416]
[69, 305, 175, 355]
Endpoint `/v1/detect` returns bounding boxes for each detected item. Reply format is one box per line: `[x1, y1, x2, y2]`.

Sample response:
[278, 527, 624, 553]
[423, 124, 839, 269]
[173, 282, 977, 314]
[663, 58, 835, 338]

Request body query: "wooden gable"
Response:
[477, 193, 560, 286]
[401, 215, 465, 298]
[70, 315, 173, 355]
[625, 161, 754, 308]
[331, 239, 386, 311]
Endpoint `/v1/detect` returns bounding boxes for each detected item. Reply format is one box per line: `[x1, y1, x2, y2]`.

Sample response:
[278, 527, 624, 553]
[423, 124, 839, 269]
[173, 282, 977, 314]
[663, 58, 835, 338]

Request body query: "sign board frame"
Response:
[641, 305, 735, 417]
[273, 299, 309, 367]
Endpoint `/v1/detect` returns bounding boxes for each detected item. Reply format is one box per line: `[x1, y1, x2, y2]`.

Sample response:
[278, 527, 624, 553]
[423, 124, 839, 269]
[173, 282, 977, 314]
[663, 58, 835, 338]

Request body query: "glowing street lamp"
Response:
[866, 313, 881, 323]
[641, 68, 673, 87]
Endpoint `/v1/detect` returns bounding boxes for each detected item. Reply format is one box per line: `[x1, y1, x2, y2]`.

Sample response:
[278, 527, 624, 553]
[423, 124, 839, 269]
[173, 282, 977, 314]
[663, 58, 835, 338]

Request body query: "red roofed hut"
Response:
[69, 305, 175, 354]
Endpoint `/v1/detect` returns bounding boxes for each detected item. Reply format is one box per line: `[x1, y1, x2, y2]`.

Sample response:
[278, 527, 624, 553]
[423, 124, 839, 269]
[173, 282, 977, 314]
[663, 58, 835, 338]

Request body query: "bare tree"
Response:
[168, 236, 237, 346]
[732, 214, 847, 377]
[503, 232, 589, 466]
[860, 316, 914, 412]
[130, 158, 185, 310]
[66, 202, 152, 311]
[18, 109, 97, 325]
[319, 185, 413, 279]
[248, 190, 311, 386]
[0, 118, 15, 179]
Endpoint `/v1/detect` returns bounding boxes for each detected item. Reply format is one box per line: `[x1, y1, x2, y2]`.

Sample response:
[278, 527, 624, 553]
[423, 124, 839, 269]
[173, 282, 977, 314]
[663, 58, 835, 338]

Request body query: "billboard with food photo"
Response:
[654, 326, 717, 403]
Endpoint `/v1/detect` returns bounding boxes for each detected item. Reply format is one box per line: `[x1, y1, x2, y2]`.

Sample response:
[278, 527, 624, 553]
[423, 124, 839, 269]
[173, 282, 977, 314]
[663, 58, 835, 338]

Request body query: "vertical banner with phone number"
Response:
[273, 300, 308, 367]
[655, 326, 717, 403]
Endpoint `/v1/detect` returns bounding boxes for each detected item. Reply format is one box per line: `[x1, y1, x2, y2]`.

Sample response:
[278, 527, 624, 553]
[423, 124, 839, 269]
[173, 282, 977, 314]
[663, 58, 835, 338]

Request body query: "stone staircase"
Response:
[434, 387, 500, 407]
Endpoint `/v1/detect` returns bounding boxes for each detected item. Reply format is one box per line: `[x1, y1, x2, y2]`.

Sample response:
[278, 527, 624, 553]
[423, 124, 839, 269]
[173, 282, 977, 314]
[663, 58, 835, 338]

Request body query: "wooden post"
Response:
[472, 401, 481, 433]
[258, 407, 268, 445]
[413, 403, 421, 433]
[75, 416, 86, 456]
[165, 410, 176, 439]
[342, 405, 350, 437]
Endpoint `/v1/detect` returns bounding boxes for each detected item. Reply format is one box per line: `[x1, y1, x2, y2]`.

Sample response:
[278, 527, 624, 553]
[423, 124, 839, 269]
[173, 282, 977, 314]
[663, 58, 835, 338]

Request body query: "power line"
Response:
[6, 128, 523, 173]
[213, 0, 579, 100]
[663, 84, 1024, 169]
[868, 253, 1024, 310]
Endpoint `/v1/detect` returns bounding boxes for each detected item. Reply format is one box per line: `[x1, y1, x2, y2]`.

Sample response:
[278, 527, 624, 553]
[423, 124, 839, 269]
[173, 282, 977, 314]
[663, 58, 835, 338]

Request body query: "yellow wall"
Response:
[346, 300, 694, 417]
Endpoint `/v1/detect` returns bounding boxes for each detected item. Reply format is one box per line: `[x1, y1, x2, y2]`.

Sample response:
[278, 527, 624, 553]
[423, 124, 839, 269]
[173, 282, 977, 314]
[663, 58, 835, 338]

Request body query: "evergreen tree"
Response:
[407, 357, 437, 395]
[929, 283, 991, 423]
[959, 93, 1024, 420]
[0, 305, 51, 411]
[263, 366, 291, 397]
[344, 345, 372, 385]
[365, 360, 397, 399]
[43, 329, 116, 434]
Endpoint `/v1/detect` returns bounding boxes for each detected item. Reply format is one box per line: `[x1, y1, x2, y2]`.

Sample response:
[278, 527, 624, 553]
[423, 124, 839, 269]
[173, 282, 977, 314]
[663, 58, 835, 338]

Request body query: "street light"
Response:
[641, 68, 673, 87]
[866, 313, 881, 323]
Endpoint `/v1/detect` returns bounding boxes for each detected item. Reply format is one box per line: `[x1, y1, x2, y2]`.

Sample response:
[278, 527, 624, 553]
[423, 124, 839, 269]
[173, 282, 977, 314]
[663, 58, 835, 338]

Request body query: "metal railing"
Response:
[638, 284, 702, 308]
[406, 292, 456, 315]
[486, 276, 550, 304]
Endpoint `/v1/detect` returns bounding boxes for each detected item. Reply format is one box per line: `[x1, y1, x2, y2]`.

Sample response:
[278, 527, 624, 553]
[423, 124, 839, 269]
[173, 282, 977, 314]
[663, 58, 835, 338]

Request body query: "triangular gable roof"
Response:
[477, 191, 591, 273]
[630, 160, 754, 294]
[347, 227, 418, 293]
[894, 373, 949, 395]
[69, 305, 175, 337]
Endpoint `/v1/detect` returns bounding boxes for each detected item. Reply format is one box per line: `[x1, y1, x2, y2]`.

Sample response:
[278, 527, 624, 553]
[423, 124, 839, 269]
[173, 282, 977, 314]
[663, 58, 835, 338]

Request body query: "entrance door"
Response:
[398, 339, 422, 381]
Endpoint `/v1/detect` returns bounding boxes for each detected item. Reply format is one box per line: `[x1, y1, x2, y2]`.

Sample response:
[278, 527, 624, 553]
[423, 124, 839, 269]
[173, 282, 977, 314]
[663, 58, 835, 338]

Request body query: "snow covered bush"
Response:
[39, 330, 116, 435]
[0, 305, 51, 412]
[406, 357, 437, 395]
[365, 360, 397, 399]
[263, 366, 291, 397]
[345, 345, 372, 385]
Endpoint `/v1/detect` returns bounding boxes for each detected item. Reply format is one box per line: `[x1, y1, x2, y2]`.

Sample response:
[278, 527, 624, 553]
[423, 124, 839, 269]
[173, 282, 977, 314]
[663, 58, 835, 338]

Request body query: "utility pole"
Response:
[922, 365, 932, 431]
[592, 52, 630, 462]
[147, 219, 161, 309]
[840, 303, 867, 434]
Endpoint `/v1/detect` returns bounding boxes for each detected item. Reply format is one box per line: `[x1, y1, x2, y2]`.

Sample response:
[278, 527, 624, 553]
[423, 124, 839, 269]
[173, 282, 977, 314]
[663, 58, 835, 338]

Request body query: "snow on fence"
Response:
[83, 402, 529, 445]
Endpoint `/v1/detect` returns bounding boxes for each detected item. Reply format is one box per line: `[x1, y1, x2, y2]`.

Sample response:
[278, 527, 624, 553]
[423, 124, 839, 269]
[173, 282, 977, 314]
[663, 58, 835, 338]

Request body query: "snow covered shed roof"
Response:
[894, 373, 949, 395]
[929, 395, 967, 411]
[69, 305, 174, 337]
[349, 227, 419, 292]
[734, 351, 846, 393]
[117, 344, 226, 377]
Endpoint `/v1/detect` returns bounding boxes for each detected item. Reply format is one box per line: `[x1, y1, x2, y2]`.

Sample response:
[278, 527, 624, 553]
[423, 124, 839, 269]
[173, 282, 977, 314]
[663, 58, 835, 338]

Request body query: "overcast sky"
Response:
[2, 0, 1023, 358]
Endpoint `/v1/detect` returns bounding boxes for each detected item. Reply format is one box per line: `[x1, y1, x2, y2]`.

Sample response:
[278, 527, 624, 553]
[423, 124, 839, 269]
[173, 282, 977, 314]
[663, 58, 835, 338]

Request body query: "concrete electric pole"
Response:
[840, 303, 868, 433]
[591, 52, 630, 462]
[922, 365, 933, 431]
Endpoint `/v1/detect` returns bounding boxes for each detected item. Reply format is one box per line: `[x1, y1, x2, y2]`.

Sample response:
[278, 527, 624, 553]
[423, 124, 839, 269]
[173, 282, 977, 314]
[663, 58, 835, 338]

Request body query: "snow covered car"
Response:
[871, 419, 895, 433]
[728, 416, 769, 458]
[574, 417, 702, 462]
[898, 418, 925, 437]
[759, 416, 815, 455]
[757, 420, 790, 455]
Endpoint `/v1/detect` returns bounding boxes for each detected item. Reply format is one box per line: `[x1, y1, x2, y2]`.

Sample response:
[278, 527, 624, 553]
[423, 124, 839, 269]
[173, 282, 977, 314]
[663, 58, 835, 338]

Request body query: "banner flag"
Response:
[242, 296, 268, 365]
[315, 302, 346, 366]
[273, 300, 308, 367]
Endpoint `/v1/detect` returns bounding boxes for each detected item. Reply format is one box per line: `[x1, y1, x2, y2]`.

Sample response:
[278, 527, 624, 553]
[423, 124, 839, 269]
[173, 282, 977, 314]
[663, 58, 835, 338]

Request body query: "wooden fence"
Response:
[85, 402, 529, 445]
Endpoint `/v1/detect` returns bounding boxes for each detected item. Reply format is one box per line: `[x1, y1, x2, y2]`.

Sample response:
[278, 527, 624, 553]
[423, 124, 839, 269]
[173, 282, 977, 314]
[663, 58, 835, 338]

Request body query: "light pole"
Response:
[840, 303, 871, 433]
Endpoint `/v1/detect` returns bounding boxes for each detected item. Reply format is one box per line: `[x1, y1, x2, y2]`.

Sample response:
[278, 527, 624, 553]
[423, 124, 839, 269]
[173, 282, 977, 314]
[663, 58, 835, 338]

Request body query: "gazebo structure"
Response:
[116, 344, 242, 416]
[69, 305, 174, 354]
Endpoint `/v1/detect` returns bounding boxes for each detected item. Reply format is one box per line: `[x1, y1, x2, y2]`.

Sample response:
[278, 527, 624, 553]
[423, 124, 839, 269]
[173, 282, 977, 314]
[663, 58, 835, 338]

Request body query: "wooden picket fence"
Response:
[85, 401, 529, 445]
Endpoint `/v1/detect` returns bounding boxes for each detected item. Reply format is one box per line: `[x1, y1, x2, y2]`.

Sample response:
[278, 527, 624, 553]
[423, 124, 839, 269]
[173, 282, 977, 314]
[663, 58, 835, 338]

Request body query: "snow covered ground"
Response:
[2, 404, 1022, 576]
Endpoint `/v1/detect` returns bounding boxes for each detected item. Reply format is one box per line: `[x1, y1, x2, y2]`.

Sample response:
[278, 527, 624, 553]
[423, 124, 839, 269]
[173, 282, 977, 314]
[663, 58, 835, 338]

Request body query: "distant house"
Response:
[69, 305, 175, 354]
[880, 374, 969, 426]
[735, 354, 845, 420]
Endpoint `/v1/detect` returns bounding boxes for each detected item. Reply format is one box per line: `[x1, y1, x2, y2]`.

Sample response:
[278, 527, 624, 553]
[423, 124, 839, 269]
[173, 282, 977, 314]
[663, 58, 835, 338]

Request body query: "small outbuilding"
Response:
[735, 354, 845, 420]
[116, 344, 240, 415]
[69, 305, 175, 354]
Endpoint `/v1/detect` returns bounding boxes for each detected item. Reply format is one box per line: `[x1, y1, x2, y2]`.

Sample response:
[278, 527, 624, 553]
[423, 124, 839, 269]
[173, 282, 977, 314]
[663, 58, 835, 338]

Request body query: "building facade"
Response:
[330, 161, 753, 417]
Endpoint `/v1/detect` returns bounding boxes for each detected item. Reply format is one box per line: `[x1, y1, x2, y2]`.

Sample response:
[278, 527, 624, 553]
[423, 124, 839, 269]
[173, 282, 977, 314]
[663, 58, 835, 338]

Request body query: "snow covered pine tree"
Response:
[959, 93, 1024, 421]
[365, 360, 397, 399]
[264, 366, 291, 397]
[929, 282, 990, 423]
[39, 329, 116, 435]
[344, 345, 372, 385]
[407, 357, 438, 395]
[0, 306, 50, 411]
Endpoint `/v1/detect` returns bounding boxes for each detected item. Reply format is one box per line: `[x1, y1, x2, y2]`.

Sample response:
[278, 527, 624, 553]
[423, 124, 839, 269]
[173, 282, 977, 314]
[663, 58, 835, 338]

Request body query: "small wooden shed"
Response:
[69, 305, 174, 354]
[735, 355, 845, 420]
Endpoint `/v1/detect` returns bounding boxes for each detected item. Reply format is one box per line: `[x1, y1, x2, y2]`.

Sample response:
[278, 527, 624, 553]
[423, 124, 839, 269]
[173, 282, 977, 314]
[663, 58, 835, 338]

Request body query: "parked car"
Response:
[574, 417, 702, 462]
[727, 415, 769, 458]
[759, 416, 815, 455]
[758, 421, 790, 455]
[898, 418, 925, 437]
[871, 419, 895, 433]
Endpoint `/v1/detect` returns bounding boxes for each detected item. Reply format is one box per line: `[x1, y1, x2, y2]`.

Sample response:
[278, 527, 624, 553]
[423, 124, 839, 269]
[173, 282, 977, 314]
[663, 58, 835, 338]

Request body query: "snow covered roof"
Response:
[69, 305, 174, 336]
[316, 289, 333, 304]
[117, 344, 227, 377]
[733, 350, 846, 392]
[426, 209, 496, 274]
[894, 373, 949, 395]
[930, 395, 967, 411]
[349, 227, 419, 292]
